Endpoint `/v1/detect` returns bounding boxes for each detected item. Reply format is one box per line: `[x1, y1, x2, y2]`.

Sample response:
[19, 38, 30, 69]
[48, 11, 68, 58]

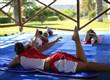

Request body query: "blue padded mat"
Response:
[0, 32, 110, 80]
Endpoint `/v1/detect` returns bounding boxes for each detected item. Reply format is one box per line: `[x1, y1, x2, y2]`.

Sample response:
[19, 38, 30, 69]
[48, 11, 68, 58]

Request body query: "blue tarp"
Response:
[0, 32, 110, 80]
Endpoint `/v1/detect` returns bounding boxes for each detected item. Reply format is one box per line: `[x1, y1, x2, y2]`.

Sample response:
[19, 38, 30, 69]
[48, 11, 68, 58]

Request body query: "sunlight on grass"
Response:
[0, 19, 110, 35]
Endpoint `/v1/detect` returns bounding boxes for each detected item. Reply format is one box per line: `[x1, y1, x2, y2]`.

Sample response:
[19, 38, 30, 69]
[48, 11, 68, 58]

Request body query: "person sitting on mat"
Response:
[25, 29, 49, 49]
[84, 29, 98, 44]
[8, 27, 110, 73]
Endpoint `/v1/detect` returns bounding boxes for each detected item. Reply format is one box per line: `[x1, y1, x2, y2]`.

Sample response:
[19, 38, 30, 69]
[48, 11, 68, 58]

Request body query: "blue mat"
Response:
[0, 33, 110, 80]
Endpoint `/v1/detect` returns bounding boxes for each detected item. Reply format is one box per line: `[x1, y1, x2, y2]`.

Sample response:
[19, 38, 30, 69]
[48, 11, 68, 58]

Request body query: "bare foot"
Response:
[72, 26, 80, 42]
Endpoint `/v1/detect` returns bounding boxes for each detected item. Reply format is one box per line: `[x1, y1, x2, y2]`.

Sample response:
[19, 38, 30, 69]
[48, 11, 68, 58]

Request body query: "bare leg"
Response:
[72, 27, 87, 62]
[76, 62, 110, 72]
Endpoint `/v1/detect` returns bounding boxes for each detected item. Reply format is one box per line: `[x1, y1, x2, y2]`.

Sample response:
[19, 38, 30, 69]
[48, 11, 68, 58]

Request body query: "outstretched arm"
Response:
[37, 37, 62, 52]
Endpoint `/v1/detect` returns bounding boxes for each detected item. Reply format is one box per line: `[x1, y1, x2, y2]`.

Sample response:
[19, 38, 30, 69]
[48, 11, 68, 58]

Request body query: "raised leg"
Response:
[72, 26, 87, 62]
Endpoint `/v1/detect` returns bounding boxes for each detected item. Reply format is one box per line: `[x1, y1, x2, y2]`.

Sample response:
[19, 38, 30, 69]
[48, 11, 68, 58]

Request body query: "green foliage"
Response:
[23, 6, 55, 19]
[58, 15, 66, 21]
[0, 16, 11, 23]
[81, 0, 96, 12]
[80, 11, 89, 17]
[88, 10, 96, 20]
[102, 4, 108, 16]
[103, 4, 108, 10]
[46, 9, 55, 16]
[23, 6, 56, 24]
[23, 6, 78, 23]
[0, 12, 6, 16]
[47, 16, 59, 21]
[62, 9, 76, 17]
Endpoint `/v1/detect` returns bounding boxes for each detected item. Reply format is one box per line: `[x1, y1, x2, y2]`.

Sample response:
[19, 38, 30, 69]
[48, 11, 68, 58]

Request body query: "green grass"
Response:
[0, 18, 110, 35]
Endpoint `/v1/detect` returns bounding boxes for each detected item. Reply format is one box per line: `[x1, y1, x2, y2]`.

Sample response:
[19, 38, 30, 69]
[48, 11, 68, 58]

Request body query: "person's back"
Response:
[19, 48, 48, 69]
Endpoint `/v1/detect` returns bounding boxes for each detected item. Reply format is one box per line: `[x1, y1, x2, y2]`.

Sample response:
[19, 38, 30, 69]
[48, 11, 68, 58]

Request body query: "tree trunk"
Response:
[14, 7, 19, 23]
[14, 0, 19, 23]
[96, 0, 103, 22]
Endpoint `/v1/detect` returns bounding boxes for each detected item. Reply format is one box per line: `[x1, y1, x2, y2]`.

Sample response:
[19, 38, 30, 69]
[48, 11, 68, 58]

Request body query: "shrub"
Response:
[31, 18, 39, 21]
[47, 16, 59, 21]
[0, 16, 11, 23]
[58, 15, 66, 21]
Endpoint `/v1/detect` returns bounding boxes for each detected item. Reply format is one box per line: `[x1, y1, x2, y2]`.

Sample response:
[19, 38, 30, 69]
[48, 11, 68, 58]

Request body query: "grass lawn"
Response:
[0, 18, 110, 35]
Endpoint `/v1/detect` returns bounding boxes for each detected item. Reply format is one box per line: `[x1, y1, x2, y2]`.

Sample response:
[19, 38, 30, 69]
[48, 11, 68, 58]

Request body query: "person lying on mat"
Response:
[25, 29, 50, 49]
[8, 27, 110, 73]
[84, 29, 98, 44]
[37, 30, 49, 44]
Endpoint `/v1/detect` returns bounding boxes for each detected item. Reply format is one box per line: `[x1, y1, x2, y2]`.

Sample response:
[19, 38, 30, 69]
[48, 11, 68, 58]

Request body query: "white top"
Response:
[26, 37, 42, 47]
[20, 56, 45, 70]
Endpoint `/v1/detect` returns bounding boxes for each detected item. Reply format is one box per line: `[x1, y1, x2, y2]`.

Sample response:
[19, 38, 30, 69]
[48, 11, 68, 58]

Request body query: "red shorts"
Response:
[50, 52, 79, 73]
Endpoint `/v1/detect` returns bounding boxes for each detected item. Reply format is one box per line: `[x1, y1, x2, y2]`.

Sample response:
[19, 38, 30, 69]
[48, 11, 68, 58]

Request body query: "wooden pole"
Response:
[77, 0, 80, 29]
[18, 0, 23, 32]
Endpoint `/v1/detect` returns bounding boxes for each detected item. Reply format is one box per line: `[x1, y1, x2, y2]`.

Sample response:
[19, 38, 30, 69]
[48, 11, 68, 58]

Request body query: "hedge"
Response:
[0, 17, 11, 23]
[47, 16, 59, 21]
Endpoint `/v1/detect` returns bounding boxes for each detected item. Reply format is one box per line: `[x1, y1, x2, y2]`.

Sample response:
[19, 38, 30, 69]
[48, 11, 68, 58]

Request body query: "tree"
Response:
[96, 0, 103, 22]
[36, 7, 55, 25]
[2, 0, 36, 23]
[81, 0, 96, 16]
[24, 6, 56, 25]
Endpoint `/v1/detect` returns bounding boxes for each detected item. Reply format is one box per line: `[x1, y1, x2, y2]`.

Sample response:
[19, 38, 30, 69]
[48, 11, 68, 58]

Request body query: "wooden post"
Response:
[18, 0, 23, 32]
[77, 0, 80, 29]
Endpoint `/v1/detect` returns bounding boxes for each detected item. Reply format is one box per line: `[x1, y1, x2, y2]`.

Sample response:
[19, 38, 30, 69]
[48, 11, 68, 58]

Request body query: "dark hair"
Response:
[39, 31, 43, 35]
[91, 30, 95, 33]
[14, 42, 25, 55]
